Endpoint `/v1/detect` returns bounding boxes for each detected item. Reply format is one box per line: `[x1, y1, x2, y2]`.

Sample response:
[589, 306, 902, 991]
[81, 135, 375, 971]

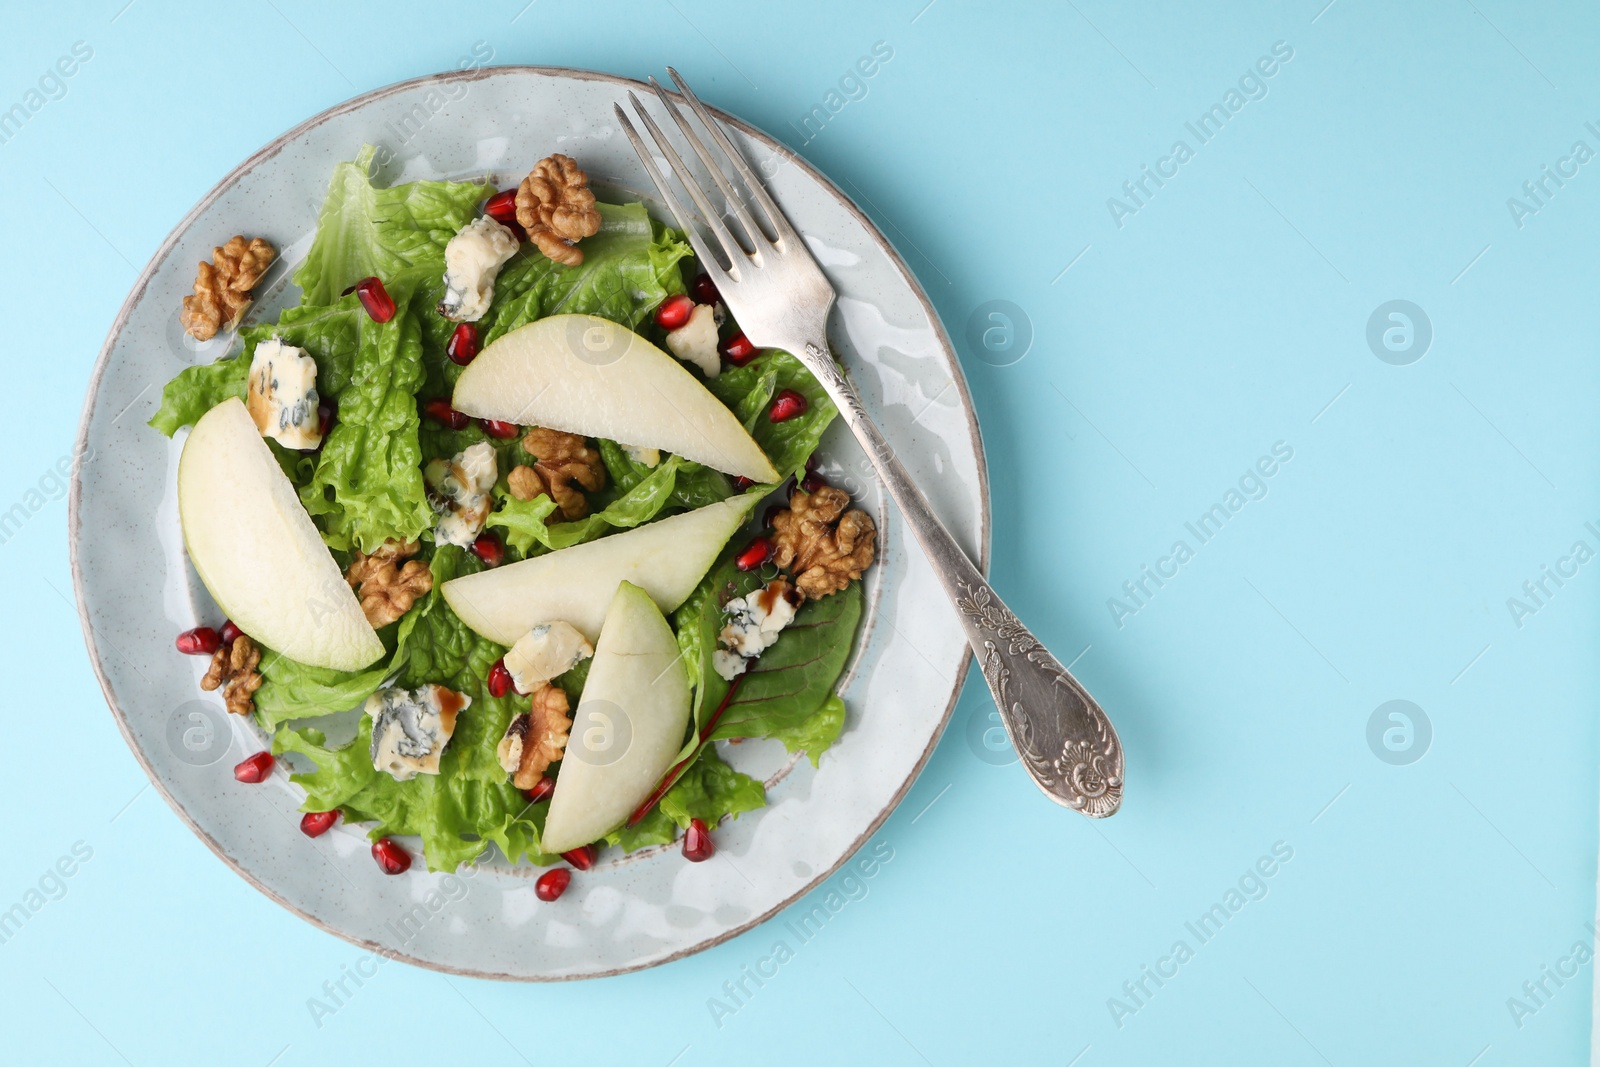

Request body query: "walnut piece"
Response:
[201, 635, 263, 716]
[512, 427, 607, 520]
[180, 236, 276, 341]
[496, 683, 572, 790]
[515, 154, 602, 267]
[771, 485, 877, 600]
[345, 539, 432, 627]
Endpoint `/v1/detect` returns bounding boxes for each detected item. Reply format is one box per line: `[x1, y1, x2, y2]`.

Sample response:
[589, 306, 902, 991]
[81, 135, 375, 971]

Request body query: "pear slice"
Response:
[451, 314, 780, 483]
[441, 495, 757, 645]
[541, 581, 691, 853]
[177, 398, 384, 671]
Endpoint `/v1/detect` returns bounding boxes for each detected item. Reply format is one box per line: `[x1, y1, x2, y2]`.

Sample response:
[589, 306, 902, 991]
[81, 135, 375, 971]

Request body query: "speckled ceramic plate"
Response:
[70, 67, 987, 980]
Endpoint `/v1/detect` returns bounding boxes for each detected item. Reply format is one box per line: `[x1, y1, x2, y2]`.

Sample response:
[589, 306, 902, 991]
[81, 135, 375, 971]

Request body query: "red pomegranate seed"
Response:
[480, 418, 519, 439]
[233, 752, 274, 784]
[447, 322, 480, 365]
[682, 818, 715, 862]
[371, 837, 411, 875]
[522, 777, 555, 803]
[219, 620, 243, 645]
[535, 867, 571, 902]
[300, 810, 338, 838]
[735, 537, 773, 571]
[353, 277, 396, 324]
[471, 532, 504, 568]
[487, 659, 514, 698]
[769, 389, 807, 423]
[484, 189, 519, 225]
[720, 331, 757, 366]
[317, 397, 336, 438]
[733, 476, 754, 490]
[424, 398, 470, 429]
[561, 845, 597, 871]
[654, 294, 694, 331]
[175, 626, 221, 656]
[802, 471, 827, 493]
[690, 272, 719, 305]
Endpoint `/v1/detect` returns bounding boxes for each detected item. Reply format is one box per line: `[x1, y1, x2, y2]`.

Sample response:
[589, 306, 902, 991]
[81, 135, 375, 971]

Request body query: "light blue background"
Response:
[3, 0, 1596, 1063]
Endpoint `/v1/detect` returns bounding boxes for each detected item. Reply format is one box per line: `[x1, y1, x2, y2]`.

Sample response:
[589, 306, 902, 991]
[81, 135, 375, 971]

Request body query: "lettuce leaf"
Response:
[148, 356, 249, 436]
[295, 145, 491, 306]
[606, 744, 766, 853]
[706, 349, 839, 483]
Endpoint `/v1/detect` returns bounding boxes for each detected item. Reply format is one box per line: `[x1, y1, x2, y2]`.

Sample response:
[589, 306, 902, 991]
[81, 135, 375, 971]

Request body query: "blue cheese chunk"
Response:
[425, 441, 498, 547]
[246, 337, 322, 450]
[664, 302, 721, 378]
[503, 621, 594, 694]
[437, 217, 521, 322]
[366, 683, 468, 781]
[713, 579, 799, 680]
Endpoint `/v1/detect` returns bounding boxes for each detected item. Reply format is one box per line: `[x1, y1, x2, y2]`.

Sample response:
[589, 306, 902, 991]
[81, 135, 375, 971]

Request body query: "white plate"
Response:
[69, 67, 987, 980]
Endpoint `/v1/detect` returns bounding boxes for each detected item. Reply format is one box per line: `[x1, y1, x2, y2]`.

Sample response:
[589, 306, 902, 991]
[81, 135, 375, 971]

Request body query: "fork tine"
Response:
[624, 91, 752, 271]
[645, 76, 771, 251]
[612, 101, 739, 286]
[665, 67, 800, 246]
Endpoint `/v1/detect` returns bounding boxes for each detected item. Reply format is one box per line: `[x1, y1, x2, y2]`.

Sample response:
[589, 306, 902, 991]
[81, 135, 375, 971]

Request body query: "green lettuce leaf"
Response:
[706, 349, 839, 482]
[148, 357, 248, 436]
[605, 744, 766, 854]
[295, 145, 491, 306]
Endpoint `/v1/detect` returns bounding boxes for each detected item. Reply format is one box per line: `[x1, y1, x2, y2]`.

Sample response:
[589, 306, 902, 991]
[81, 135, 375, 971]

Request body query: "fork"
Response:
[615, 69, 1124, 817]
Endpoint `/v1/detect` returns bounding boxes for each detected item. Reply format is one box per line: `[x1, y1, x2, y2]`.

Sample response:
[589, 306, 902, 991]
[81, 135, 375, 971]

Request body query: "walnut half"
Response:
[201, 635, 262, 716]
[515, 154, 602, 267]
[180, 236, 276, 341]
[345, 540, 432, 627]
[771, 485, 877, 600]
[510, 426, 606, 520]
[496, 683, 572, 790]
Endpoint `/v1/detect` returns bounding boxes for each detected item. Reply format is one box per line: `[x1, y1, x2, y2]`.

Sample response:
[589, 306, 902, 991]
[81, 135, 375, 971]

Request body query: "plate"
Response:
[69, 66, 988, 980]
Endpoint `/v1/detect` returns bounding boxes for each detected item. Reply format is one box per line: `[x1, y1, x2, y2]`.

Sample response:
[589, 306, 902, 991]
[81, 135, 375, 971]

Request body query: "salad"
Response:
[150, 146, 876, 889]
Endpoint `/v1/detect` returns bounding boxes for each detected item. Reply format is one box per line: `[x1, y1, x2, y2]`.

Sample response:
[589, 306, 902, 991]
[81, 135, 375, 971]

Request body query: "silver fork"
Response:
[615, 70, 1124, 817]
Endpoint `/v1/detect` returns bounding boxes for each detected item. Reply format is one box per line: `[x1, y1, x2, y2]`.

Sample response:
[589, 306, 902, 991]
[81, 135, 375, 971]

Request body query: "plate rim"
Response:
[68, 63, 991, 981]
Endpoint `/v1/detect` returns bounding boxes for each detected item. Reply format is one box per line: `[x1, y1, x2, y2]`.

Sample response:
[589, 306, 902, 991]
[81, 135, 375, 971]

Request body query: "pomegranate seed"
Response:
[762, 504, 783, 528]
[522, 777, 555, 803]
[219, 620, 243, 645]
[300, 810, 338, 838]
[471, 532, 504, 568]
[371, 837, 411, 875]
[233, 752, 274, 784]
[480, 418, 519, 439]
[447, 322, 480, 365]
[353, 277, 396, 323]
[682, 818, 715, 862]
[561, 845, 597, 871]
[536, 867, 571, 901]
[424, 398, 469, 429]
[769, 389, 808, 423]
[733, 476, 754, 490]
[720, 331, 757, 366]
[175, 626, 221, 656]
[802, 471, 828, 493]
[735, 537, 773, 571]
[487, 659, 514, 698]
[690, 273, 719, 305]
[654, 294, 694, 331]
[317, 397, 336, 438]
[484, 189, 519, 225]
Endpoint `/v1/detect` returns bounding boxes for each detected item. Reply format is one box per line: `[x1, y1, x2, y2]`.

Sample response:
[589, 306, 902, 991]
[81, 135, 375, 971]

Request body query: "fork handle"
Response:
[801, 342, 1124, 817]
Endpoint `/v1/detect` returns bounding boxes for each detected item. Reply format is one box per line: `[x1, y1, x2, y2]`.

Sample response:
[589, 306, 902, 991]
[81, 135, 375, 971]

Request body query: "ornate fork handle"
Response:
[800, 344, 1124, 816]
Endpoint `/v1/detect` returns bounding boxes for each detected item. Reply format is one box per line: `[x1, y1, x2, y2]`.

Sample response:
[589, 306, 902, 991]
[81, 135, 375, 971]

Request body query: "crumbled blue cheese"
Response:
[620, 443, 661, 468]
[503, 621, 593, 695]
[366, 683, 468, 781]
[437, 217, 521, 322]
[713, 579, 798, 680]
[665, 302, 721, 377]
[245, 337, 322, 450]
[425, 441, 498, 547]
